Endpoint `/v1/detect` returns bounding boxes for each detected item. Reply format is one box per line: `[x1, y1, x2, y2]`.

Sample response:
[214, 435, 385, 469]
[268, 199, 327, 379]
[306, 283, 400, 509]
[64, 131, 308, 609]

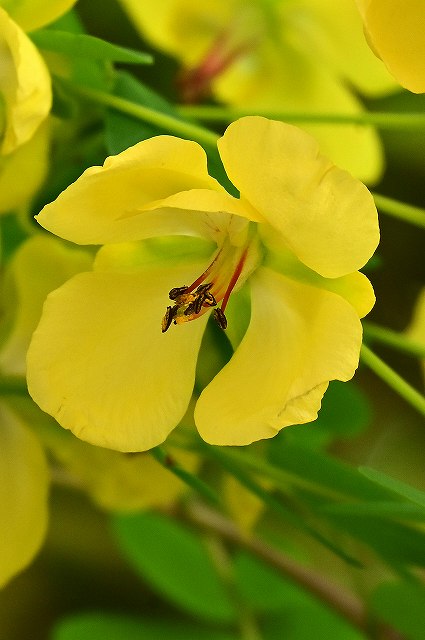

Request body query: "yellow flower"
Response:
[356, 0, 425, 93]
[118, 0, 395, 183]
[27, 116, 378, 452]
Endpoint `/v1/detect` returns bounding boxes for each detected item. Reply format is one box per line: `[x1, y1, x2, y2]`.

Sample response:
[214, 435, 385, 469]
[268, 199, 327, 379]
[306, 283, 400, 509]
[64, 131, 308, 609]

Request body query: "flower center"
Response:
[162, 227, 259, 333]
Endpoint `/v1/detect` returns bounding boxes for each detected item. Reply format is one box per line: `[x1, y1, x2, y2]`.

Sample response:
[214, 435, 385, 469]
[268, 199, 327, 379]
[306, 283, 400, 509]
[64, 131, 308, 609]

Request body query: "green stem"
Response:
[185, 502, 368, 633]
[55, 77, 220, 149]
[372, 193, 425, 230]
[177, 105, 425, 129]
[0, 375, 28, 395]
[363, 322, 425, 358]
[151, 445, 221, 507]
[360, 344, 425, 418]
[204, 534, 263, 640]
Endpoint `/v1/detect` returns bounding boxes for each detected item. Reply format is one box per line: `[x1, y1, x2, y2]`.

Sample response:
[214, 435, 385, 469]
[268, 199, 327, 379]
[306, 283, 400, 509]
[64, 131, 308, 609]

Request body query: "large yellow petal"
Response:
[218, 117, 379, 278]
[356, 0, 425, 93]
[261, 232, 375, 318]
[0, 0, 78, 31]
[36, 136, 226, 245]
[0, 402, 49, 587]
[27, 262, 209, 452]
[195, 267, 362, 445]
[214, 35, 384, 184]
[0, 7, 51, 154]
[0, 234, 91, 375]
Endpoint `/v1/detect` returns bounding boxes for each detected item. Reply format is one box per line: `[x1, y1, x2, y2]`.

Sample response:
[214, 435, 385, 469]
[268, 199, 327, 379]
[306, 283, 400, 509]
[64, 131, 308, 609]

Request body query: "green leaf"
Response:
[105, 71, 183, 153]
[235, 554, 365, 638]
[53, 613, 237, 640]
[31, 31, 153, 65]
[359, 467, 425, 509]
[104, 71, 236, 195]
[234, 551, 315, 613]
[262, 606, 365, 640]
[269, 439, 393, 502]
[209, 447, 362, 567]
[321, 500, 425, 520]
[370, 581, 425, 640]
[111, 511, 236, 622]
[323, 512, 425, 567]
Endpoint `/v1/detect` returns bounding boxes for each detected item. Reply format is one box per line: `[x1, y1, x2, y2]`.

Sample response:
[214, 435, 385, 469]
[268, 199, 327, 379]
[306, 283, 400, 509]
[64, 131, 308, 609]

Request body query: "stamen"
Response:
[161, 236, 253, 333]
[161, 305, 177, 333]
[220, 248, 248, 313]
[178, 31, 250, 103]
[213, 308, 228, 330]
[185, 249, 223, 293]
[169, 286, 189, 300]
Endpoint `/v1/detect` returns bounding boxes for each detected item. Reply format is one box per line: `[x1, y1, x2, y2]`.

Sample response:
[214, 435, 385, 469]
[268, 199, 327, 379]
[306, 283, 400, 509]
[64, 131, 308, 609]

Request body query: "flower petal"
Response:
[356, 0, 425, 93]
[117, 0, 232, 66]
[215, 39, 384, 184]
[1, 0, 78, 31]
[0, 402, 49, 587]
[0, 234, 91, 375]
[27, 262, 209, 452]
[195, 267, 362, 446]
[218, 116, 379, 278]
[261, 234, 375, 318]
[0, 7, 51, 154]
[36, 136, 226, 245]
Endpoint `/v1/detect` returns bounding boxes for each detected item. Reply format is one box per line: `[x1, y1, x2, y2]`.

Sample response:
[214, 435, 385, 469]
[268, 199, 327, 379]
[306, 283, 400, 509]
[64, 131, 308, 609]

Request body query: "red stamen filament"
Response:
[220, 248, 248, 313]
[185, 248, 223, 294]
[178, 30, 252, 103]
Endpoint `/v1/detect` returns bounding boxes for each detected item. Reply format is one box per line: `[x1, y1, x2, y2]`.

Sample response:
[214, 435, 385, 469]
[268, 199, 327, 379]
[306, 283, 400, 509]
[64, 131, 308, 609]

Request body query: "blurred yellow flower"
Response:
[0, 402, 49, 588]
[0, 234, 196, 588]
[0, 0, 78, 210]
[0, 6, 51, 155]
[0, 121, 50, 214]
[27, 117, 378, 452]
[0, 233, 86, 588]
[118, 0, 395, 183]
[0, 0, 78, 32]
[356, 0, 425, 93]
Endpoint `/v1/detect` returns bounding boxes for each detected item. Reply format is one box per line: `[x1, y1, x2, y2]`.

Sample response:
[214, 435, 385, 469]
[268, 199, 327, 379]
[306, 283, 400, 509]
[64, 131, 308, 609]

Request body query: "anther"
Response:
[162, 305, 177, 333]
[203, 292, 217, 306]
[213, 307, 228, 330]
[169, 286, 188, 301]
